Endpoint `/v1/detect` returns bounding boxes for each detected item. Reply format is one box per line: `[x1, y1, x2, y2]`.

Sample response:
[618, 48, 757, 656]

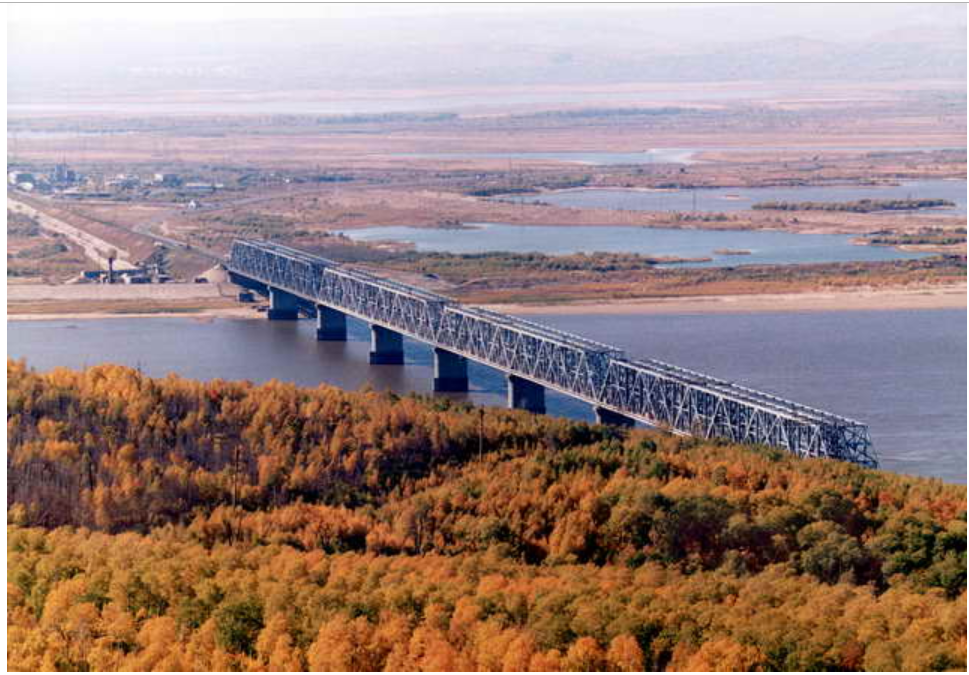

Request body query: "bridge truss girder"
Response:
[227, 239, 877, 468]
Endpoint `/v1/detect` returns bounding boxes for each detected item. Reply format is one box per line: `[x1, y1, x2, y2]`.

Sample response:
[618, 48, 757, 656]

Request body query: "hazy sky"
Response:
[7, 2, 964, 107]
[8, 3, 963, 39]
[8, 2, 681, 24]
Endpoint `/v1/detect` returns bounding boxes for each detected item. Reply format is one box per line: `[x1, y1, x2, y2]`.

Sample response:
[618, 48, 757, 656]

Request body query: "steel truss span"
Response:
[226, 239, 877, 468]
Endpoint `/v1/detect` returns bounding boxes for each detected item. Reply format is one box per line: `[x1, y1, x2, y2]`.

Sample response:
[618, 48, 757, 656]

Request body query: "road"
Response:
[12, 192, 224, 266]
[8, 196, 139, 270]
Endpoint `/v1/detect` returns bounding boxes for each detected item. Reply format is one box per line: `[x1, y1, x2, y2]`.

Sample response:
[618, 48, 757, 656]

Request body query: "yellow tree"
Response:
[606, 634, 645, 672]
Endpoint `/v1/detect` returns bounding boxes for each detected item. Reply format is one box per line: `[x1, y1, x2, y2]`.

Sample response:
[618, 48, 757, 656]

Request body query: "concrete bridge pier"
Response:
[433, 348, 469, 392]
[594, 406, 636, 427]
[369, 325, 405, 365]
[268, 287, 300, 320]
[316, 305, 347, 341]
[507, 375, 545, 414]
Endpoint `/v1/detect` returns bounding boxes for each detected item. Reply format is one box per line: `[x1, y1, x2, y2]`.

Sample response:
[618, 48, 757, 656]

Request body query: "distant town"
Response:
[8, 163, 222, 203]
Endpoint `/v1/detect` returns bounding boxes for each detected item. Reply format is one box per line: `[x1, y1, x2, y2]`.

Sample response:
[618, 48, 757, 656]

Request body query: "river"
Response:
[8, 308, 966, 483]
[390, 148, 965, 166]
[393, 149, 701, 165]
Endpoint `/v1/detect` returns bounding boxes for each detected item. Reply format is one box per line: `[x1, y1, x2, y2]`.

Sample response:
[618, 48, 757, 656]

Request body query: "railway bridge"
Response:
[225, 239, 877, 467]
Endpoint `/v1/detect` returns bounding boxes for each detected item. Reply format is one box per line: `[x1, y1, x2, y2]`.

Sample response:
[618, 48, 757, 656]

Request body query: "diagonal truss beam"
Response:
[226, 239, 877, 468]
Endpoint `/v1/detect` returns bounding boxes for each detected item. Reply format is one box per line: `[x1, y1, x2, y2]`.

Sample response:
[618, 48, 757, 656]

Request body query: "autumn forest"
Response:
[6, 360, 967, 671]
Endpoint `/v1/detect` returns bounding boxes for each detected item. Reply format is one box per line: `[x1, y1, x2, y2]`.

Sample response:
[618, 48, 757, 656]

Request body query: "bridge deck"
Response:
[226, 239, 877, 467]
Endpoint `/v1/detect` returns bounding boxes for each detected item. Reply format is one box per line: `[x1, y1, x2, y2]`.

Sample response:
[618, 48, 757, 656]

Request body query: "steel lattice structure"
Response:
[226, 239, 877, 467]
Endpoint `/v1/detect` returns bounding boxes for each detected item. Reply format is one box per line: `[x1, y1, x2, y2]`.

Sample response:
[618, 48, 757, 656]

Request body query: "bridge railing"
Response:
[227, 239, 877, 467]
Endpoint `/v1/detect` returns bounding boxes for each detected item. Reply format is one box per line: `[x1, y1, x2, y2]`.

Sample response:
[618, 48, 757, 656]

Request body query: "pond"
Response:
[513, 179, 967, 215]
[339, 222, 929, 267]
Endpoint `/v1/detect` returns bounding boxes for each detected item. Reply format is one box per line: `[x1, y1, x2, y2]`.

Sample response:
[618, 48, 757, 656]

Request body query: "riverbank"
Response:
[7, 306, 256, 321]
[8, 282, 965, 320]
[5, 281, 247, 319]
[483, 283, 967, 315]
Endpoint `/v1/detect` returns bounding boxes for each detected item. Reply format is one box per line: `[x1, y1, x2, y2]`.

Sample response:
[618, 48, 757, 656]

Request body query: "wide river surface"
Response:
[8, 309, 966, 484]
[341, 223, 928, 266]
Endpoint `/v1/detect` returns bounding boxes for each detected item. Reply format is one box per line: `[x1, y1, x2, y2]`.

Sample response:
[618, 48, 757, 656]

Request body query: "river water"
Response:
[8, 309, 966, 483]
[2, 84, 852, 117]
[340, 223, 929, 266]
[390, 148, 965, 167]
[393, 149, 701, 165]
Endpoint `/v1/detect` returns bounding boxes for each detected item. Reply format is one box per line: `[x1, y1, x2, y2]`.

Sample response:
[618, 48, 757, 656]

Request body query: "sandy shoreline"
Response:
[7, 307, 258, 322]
[482, 285, 967, 316]
[7, 284, 965, 321]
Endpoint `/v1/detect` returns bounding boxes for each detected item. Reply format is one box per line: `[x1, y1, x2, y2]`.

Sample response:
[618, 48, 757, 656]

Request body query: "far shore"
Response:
[482, 284, 967, 316]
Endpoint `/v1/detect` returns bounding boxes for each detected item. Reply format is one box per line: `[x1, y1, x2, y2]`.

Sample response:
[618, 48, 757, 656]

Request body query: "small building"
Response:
[182, 183, 217, 193]
[154, 173, 182, 187]
[238, 290, 256, 303]
[106, 175, 141, 190]
[61, 191, 113, 199]
[8, 171, 35, 186]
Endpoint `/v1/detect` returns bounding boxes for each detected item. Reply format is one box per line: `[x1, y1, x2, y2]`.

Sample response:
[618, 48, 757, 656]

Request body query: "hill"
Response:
[8, 6, 966, 103]
[6, 360, 967, 671]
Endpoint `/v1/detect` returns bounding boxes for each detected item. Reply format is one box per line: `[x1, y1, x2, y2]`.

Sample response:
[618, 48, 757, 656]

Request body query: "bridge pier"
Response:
[433, 348, 469, 392]
[594, 406, 636, 427]
[267, 287, 300, 320]
[227, 241, 877, 468]
[369, 325, 404, 365]
[507, 375, 545, 414]
[316, 305, 347, 341]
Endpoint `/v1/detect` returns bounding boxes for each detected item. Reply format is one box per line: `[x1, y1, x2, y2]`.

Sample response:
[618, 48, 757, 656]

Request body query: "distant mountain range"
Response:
[8, 5, 966, 105]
